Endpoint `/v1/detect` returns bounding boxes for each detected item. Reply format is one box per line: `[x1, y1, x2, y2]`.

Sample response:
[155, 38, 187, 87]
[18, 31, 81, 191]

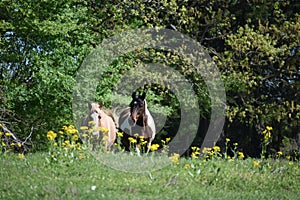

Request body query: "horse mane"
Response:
[103, 108, 118, 127]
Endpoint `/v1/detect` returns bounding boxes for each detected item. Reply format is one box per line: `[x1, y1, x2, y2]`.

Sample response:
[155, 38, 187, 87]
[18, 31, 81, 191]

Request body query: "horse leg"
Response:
[136, 144, 141, 157]
[121, 132, 130, 151]
[146, 141, 152, 154]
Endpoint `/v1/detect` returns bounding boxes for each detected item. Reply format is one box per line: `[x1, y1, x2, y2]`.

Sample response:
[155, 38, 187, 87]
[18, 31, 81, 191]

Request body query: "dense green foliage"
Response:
[0, 0, 299, 156]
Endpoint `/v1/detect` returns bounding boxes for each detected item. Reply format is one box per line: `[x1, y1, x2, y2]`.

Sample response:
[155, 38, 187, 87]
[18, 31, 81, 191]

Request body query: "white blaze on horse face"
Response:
[90, 111, 99, 137]
[90, 102, 101, 114]
[131, 102, 139, 123]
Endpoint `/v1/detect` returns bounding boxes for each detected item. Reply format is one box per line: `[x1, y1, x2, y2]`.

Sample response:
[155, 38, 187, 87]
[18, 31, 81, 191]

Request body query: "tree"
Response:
[1, 0, 299, 156]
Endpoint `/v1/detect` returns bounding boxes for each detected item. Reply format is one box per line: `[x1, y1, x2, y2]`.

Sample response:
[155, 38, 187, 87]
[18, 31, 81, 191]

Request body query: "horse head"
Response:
[129, 92, 146, 126]
[87, 102, 101, 132]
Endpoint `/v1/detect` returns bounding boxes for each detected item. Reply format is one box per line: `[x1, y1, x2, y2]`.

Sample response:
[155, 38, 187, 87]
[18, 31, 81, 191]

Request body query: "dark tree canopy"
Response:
[0, 0, 299, 156]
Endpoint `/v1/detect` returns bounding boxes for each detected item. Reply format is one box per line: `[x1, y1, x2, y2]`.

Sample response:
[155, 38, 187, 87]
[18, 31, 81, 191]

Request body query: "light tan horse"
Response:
[82, 103, 116, 150]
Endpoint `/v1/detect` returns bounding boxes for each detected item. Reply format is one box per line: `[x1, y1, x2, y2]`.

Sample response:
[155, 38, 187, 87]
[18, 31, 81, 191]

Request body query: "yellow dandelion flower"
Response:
[117, 132, 123, 137]
[141, 141, 148, 145]
[69, 125, 75, 130]
[5, 132, 12, 137]
[53, 142, 58, 147]
[208, 151, 215, 156]
[128, 137, 137, 144]
[289, 161, 293, 165]
[184, 164, 190, 169]
[166, 138, 171, 143]
[2, 141, 6, 147]
[47, 131, 57, 141]
[100, 127, 109, 133]
[134, 133, 139, 138]
[18, 153, 25, 159]
[191, 146, 200, 152]
[266, 126, 273, 131]
[149, 144, 160, 151]
[77, 144, 83, 151]
[228, 157, 235, 162]
[253, 160, 260, 168]
[82, 133, 88, 138]
[202, 147, 212, 154]
[102, 135, 108, 141]
[67, 127, 78, 135]
[88, 121, 95, 125]
[161, 140, 166, 144]
[276, 151, 283, 157]
[169, 153, 180, 164]
[191, 152, 199, 159]
[73, 135, 79, 141]
[10, 142, 15, 146]
[78, 154, 85, 159]
[59, 131, 64, 135]
[233, 143, 238, 146]
[17, 143, 22, 147]
[213, 146, 221, 152]
[266, 132, 271, 139]
[0, 132, 3, 136]
[226, 138, 230, 143]
[80, 126, 89, 130]
[92, 126, 100, 132]
[139, 136, 144, 141]
[238, 152, 245, 159]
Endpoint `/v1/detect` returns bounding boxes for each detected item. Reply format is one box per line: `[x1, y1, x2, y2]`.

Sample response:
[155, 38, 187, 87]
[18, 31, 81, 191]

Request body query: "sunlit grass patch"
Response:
[1, 143, 299, 199]
[95, 151, 171, 173]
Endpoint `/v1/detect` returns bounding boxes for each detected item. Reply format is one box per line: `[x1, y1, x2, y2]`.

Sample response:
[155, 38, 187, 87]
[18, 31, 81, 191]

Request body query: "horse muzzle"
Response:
[129, 116, 137, 127]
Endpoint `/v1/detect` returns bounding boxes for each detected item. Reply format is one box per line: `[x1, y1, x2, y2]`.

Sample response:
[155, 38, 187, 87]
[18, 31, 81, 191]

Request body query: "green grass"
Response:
[1, 152, 299, 200]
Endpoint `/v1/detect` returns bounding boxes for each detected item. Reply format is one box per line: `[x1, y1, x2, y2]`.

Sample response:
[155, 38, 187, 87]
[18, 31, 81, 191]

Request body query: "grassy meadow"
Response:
[1, 151, 300, 199]
[1, 125, 300, 199]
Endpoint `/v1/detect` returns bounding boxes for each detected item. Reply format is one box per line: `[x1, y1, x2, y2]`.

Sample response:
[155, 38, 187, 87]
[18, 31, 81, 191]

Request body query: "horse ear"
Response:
[99, 104, 103, 109]
[141, 92, 146, 100]
[88, 103, 92, 110]
[132, 92, 137, 99]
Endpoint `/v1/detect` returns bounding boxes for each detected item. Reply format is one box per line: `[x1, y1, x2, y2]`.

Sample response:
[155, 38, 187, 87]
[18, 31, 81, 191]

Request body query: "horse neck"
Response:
[98, 109, 105, 117]
[136, 114, 147, 127]
[143, 99, 151, 117]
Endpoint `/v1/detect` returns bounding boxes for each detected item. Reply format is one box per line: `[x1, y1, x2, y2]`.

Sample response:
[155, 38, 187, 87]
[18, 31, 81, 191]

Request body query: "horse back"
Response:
[118, 108, 131, 126]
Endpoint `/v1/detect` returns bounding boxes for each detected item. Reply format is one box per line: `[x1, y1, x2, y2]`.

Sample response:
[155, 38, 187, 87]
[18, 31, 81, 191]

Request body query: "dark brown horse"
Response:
[118, 92, 156, 153]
